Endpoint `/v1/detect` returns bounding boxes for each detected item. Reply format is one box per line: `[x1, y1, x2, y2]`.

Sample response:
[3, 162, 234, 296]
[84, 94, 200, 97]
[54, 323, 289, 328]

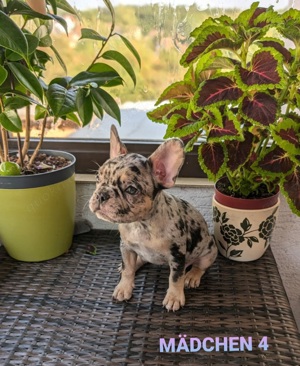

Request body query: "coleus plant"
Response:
[148, 2, 300, 216]
[0, 0, 140, 172]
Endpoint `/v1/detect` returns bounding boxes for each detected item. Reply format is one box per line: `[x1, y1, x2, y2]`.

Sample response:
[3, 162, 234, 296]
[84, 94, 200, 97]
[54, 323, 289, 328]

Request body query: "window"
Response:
[9, 0, 294, 176]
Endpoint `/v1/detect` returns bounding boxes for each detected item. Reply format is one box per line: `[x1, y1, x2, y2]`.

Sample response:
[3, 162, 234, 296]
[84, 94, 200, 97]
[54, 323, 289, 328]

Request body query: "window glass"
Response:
[22, 0, 292, 141]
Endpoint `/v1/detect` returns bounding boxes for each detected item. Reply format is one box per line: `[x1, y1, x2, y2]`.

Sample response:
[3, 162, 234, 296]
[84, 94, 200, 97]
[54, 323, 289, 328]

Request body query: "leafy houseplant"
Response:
[148, 2, 300, 217]
[148, 2, 300, 261]
[0, 0, 140, 261]
[0, 0, 140, 173]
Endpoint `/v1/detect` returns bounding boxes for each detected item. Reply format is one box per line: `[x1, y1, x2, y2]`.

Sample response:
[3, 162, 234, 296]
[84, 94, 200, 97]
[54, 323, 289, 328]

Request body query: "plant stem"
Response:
[28, 114, 47, 167]
[16, 133, 24, 167]
[87, 6, 116, 69]
[21, 103, 31, 163]
[0, 142, 4, 163]
[0, 126, 8, 161]
[225, 171, 236, 191]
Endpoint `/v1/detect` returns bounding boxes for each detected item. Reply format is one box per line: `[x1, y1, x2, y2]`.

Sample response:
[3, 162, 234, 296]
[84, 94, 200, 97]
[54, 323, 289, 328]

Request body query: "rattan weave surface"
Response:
[0, 230, 300, 366]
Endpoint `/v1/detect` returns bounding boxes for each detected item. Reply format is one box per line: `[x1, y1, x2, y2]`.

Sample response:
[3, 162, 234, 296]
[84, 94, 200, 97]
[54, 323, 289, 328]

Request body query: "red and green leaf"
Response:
[147, 103, 177, 124]
[155, 81, 194, 105]
[281, 167, 300, 216]
[226, 131, 255, 172]
[236, 2, 261, 27]
[181, 26, 237, 67]
[257, 145, 294, 176]
[280, 166, 300, 216]
[271, 118, 300, 156]
[256, 38, 292, 63]
[164, 105, 203, 141]
[198, 142, 226, 181]
[195, 76, 243, 107]
[208, 111, 243, 142]
[241, 92, 277, 126]
[236, 49, 284, 90]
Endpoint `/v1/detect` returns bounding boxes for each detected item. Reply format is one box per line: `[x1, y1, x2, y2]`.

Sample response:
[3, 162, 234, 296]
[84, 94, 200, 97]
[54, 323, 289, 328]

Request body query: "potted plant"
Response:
[0, 0, 140, 261]
[147, 2, 300, 261]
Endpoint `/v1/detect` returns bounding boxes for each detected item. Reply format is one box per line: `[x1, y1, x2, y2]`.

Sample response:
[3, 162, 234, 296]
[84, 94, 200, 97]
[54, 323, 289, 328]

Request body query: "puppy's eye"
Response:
[125, 186, 138, 195]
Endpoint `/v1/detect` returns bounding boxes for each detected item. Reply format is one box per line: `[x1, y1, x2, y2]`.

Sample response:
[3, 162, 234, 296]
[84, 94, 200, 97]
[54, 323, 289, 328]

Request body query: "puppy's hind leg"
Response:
[185, 237, 218, 288]
[118, 255, 146, 273]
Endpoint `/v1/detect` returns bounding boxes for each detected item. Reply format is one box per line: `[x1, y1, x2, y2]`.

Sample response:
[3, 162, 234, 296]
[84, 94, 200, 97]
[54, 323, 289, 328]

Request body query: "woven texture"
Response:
[0, 230, 300, 366]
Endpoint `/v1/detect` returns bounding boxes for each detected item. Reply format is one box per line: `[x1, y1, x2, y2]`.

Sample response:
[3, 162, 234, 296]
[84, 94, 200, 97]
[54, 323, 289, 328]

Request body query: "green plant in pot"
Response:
[0, 0, 140, 261]
[148, 2, 300, 261]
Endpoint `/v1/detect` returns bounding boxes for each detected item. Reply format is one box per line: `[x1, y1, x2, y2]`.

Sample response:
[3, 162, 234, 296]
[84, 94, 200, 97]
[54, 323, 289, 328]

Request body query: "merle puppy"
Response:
[89, 125, 217, 311]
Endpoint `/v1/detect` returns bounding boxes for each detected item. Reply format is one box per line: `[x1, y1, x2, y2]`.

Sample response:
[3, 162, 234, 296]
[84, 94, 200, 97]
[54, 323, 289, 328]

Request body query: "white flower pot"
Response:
[212, 186, 280, 262]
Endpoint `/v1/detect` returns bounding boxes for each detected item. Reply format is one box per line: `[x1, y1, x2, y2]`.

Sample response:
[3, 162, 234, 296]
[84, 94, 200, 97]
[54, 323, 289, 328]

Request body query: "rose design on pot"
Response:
[220, 224, 244, 246]
[213, 205, 279, 261]
[259, 214, 277, 247]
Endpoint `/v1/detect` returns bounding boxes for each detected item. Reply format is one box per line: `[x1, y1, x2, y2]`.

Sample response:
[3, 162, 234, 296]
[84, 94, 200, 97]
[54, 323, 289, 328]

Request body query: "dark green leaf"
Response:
[50, 45, 67, 74]
[90, 88, 120, 124]
[71, 71, 122, 87]
[47, 0, 57, 14]
[76, 89, 93, 126]
[55, 0, 78, 16]
[118, 34, 141, 68]
[87, 63, 123, 87]
[102, 50, 137, 86]
[103, 0, 115, 23]
[0, 10, 28, 60]
[0, 65, 8, 86]
[7, 62, 44, 101]
[34, 105, 48, 120]
[49, 76, 72, 88]
[64, 112, 81, 125]
[80, 28, 107, 41]
[7, 1, 51, 19]
[92, 100, 104, 120]
[47, 83, 76, 117]
[51, 14, 69, 35]
[4, 96, 30, 110]
[25, 34, 39, 54]
[0, 110, 22, 132]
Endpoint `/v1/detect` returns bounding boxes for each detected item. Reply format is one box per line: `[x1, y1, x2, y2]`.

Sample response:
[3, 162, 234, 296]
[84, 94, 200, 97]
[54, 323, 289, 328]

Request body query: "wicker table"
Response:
[1, 230, 300, 366]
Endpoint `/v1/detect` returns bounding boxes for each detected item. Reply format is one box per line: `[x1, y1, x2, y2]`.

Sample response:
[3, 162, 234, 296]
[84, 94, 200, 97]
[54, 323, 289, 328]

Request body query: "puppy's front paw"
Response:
[163, 290, 185, 312]
[112, 281, 134, 302]
[184, 267, 205, 288]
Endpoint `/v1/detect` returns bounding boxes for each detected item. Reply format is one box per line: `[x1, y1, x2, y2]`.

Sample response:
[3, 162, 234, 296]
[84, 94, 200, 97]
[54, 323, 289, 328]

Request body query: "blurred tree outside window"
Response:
[17, 0, 294, 142]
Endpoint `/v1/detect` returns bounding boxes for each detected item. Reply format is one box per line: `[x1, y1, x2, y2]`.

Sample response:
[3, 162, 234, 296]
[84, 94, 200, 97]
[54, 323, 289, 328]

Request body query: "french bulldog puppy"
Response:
[89, 125, 218, 311]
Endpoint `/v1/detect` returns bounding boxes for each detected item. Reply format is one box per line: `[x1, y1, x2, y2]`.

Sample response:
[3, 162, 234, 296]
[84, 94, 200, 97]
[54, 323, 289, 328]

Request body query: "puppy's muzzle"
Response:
[97, 190, 110, 204]
[90, 189, 111, 213]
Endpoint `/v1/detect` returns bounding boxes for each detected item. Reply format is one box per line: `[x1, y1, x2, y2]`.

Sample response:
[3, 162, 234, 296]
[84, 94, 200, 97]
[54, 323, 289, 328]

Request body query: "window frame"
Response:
[8, 137, 206, 178]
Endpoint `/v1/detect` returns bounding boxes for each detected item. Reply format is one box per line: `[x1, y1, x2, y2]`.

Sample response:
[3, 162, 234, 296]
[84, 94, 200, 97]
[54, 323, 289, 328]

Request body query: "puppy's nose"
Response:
[97, 191, 110, 203]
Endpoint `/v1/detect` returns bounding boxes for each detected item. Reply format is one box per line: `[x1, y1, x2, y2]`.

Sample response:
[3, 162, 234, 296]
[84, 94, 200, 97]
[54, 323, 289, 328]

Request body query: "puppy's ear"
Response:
[110, 125, 128, 158]
[149, 139, 185, 188]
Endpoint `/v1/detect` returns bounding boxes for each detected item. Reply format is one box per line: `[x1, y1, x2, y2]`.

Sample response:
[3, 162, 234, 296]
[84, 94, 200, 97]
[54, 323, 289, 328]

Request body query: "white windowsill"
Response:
[75, 174, 213, 188]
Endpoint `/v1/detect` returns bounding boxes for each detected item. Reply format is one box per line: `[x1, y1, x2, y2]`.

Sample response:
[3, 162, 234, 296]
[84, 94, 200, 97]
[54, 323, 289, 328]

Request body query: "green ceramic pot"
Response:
[0, 150, 76, 262]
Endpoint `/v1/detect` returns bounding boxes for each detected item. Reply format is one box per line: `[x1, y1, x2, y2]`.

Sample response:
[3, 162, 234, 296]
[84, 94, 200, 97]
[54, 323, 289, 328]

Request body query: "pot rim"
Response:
[213, 195, 280, 213]
[214, 178, 280, 210]
[0, 150, 76, 189]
